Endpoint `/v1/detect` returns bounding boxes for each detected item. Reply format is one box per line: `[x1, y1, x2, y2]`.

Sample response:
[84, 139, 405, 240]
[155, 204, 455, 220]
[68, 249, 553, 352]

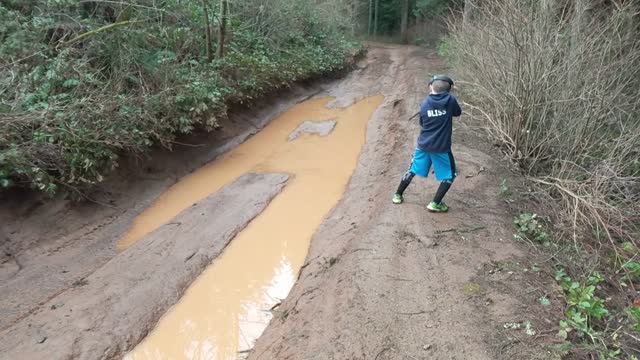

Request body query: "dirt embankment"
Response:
[1, 44, 561, 360]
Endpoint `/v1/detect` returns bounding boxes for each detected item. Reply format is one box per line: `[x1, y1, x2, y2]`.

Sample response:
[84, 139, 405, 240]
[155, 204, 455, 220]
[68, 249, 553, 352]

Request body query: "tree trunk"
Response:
[570, 0, 590, 54]
[463, 0, 477, 26]
[348, 0, 356, 36]
[540, 0, 554, 13]
[202, 0, 213, 62]
[374, 0, 379, 36]
[217, 0, 227, 58]
[568, 0, 591, 88]
[400, 0, 409, 44]
[368, 0, 373, 36]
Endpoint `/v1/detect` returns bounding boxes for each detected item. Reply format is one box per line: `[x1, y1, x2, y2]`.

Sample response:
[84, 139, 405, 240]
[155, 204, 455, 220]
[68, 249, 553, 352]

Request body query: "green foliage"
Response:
[539, 296, 551, 306]
[556, 269, 608, 341]
[498, 178, 510, 196]
[436, 37, 451, 58]
[0, 0, 363, 194]
[627, 307, 640, 333]
[369, 0, 403, 36]
[622, 242, 638, 253]
[513, 213, 550, 244]
[599, 348, 622, 360]
[621, 261, 640, 282]
[362, 0, 458, 37]
[414, 0, 460, 18]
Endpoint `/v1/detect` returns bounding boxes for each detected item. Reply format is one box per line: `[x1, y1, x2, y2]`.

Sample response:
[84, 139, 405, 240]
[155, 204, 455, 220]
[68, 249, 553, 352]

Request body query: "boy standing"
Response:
[392, 75, 462, 212]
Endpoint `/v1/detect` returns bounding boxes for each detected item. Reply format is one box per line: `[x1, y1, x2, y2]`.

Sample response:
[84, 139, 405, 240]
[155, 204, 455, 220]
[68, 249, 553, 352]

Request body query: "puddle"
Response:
[123, 95, 384, 359]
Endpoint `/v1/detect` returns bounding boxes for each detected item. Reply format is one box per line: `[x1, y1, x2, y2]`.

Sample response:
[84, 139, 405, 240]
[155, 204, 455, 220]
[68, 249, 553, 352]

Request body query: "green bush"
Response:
[627, 307, 640, 333]
[621, 261, 640, 282]
[0, 0, 363, 194]
[436, 36, 453, 59]
[513, 213, 550, 245]
[556, 269, 608, 341]
[414, 0, 460, 18]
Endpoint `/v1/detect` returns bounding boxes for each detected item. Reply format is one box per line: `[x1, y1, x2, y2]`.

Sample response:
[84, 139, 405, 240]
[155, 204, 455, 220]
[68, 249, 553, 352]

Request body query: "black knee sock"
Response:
[433, 180, 452, 204]
[396, 171, 415, 195]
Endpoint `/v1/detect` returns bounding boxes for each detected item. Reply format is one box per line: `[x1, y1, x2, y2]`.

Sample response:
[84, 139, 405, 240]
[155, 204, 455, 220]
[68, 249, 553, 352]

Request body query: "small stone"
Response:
[35, 333, 47, 344]
[184, 251, 197, 262]
[423, 344, 432, 350]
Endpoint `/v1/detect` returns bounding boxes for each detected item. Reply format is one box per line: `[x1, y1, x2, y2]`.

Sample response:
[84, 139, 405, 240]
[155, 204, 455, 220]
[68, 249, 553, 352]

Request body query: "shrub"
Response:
[448, 2, 640, 355]
[556, 269, 608, 342]
[513, 213, 550, 245]
[0, 0, 363, 194]
[447, 0, 640, 249]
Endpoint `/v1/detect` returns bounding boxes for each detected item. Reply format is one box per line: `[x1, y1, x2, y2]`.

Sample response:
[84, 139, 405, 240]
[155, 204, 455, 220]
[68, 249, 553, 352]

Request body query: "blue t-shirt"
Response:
[417, 92, 462, 153]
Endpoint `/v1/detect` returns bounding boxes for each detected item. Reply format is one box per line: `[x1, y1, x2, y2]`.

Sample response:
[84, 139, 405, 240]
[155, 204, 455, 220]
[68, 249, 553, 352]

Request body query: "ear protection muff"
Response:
[429, 75, 454, 87]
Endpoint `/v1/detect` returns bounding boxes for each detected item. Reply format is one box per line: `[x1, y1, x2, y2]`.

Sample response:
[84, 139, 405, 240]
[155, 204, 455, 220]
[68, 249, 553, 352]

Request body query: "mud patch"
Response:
[287, 119, 337, 141]
[117, 97, 382, 250]
[0, 173, 288, 360]
[472, 257, 565, 359]
[125, 95, 384, 359]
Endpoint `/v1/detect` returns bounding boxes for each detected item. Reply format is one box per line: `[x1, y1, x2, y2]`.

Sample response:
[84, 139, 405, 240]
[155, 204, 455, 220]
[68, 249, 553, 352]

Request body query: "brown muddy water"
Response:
[123, 95, 384, 359]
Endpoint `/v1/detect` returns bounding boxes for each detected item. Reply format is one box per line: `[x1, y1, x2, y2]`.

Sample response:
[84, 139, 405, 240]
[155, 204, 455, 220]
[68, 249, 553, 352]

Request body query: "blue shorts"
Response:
[409, 148, 457, 181]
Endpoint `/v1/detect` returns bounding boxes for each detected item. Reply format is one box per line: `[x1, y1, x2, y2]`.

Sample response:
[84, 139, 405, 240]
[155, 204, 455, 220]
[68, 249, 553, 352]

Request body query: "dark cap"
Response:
[429, 75, 454, 87]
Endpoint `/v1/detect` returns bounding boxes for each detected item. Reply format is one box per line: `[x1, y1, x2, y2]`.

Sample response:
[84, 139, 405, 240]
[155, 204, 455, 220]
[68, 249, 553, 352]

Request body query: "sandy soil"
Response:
[0, 44, 561, 360]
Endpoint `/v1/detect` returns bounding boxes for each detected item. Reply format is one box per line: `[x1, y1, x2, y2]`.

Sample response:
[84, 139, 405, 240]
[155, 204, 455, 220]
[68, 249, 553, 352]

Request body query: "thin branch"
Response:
[62, 20, 145, 46]
[77, 0, 168, 12]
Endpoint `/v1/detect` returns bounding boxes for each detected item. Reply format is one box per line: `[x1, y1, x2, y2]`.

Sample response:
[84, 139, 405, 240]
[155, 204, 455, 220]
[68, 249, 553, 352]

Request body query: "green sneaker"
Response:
[427, 201, 449, 213]
[392, 194, 403, 204]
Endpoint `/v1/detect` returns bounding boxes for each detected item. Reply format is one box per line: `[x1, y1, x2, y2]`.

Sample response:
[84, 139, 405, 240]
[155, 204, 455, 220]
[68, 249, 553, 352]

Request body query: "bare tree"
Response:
[374, 0, 379, 36]
[400, 0, 409, 43]
[569, 0, 592, 69]
[463, 0, 477, 26]
[449, 0, 640, 250]
[368, 0, 373, 36]
[202, 0, 214, 62]
[217, 0, 228, 58]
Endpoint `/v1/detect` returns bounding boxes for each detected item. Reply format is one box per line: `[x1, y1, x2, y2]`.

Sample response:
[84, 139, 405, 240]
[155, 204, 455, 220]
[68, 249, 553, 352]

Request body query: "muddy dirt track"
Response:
[0, 45, 561, 360]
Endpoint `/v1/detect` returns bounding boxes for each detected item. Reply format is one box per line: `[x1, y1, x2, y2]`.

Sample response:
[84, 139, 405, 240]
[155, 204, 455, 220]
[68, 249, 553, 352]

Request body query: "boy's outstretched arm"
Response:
[451, 97, 462, 117]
